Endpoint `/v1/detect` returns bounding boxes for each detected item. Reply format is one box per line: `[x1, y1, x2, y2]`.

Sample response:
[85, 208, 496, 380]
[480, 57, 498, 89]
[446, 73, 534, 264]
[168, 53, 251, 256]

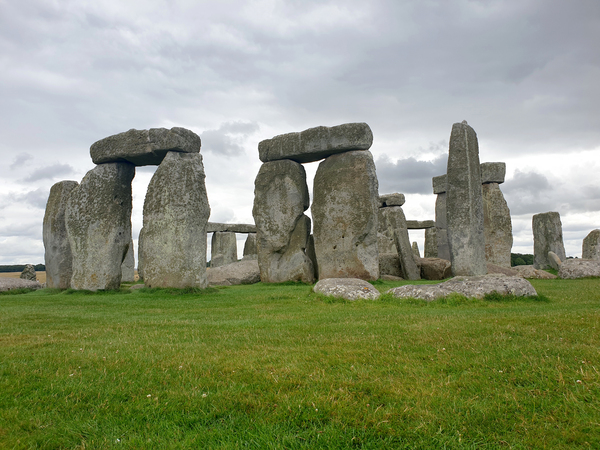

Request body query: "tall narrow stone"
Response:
[66, 163, 135, 290]
[446, 121, 486, 276]
[424, 227, 437, 258]
[582, 229, 600, 260]
[533, 211, 566, 270]
[211, 231, 238, 267]
[121, 239, 135, 282]
[482, 183, 513, 268]
[312, 151, 379, 280]
[242, 233, 257, 259]
[137, 227, 145, 280]
[253, 159, 314, 283]
[383, 207, 420, 280]
[43, 180, 79, 289]
[412, 242, 421, 258]
[432, 175, 450, 261]
[141, 152, 210, 288]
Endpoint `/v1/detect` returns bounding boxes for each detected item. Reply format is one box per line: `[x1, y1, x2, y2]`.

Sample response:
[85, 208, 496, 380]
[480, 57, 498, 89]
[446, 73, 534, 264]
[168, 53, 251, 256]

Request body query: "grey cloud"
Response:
[375, 153, 447, 195]
[22, 164, 76, 182]
[0, 189, 49, 210]
[201, 121, 259, 156]
[10, 152, 33, 169]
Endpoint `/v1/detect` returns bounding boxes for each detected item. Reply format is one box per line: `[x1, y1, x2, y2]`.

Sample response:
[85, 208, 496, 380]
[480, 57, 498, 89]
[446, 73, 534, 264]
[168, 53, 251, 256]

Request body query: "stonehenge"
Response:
[582, 229, 600, 260]
[210, 232, 238, 268]
[532, 212, 566, 270]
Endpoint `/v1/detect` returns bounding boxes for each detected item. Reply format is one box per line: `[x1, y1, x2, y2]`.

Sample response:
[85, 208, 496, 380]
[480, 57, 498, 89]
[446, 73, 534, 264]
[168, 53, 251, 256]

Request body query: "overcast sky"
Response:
[1, 0, 599, 265]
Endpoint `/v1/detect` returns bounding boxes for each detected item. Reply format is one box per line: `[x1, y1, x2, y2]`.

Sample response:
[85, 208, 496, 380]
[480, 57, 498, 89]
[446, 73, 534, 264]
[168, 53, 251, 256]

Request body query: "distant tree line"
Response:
[511, 253, 533, 267]
[0, 264, 45, 273]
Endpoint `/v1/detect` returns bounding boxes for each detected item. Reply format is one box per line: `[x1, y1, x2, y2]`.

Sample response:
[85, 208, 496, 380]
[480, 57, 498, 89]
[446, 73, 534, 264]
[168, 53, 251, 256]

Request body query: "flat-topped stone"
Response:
[91, 127, 201, 166]
[481, 162, 506, 184]
[207, 222, 257, 233]
[258, 123, 373, 163]
[406, 220, 435, 229]
[313, 278, 381, 301]
[432, 174, 447, 194]
[379, 193, 405, 208]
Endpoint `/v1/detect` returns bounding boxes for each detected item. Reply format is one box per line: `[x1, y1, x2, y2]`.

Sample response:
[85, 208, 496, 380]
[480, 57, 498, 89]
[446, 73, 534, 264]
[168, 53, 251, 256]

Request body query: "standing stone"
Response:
[412, 242, 421, 258]
[424, 227, 437, 258]
[211, 232, 238, 267]
[312, 151, 379, 280]
[252, 159, 314, 283]
[121, 239, 135, 282]
[137, 227, 145, 280]
[20, 264, 36, 281]
[533, 211, 566, 270]
[66, 163, 135, 290]
[242, 233, 257, 260]
[482, 183, 513, 268]
[382, 206, 420, 280]
[141, 152, 210, 288]
[43, 180, 79, 289]
[446, 121, 486, 276]
[433, 175, 450, 261]
[582, 229, 600, 260]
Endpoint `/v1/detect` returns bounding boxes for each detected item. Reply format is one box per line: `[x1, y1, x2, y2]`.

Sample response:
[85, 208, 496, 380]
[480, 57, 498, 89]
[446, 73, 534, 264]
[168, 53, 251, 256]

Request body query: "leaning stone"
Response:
[532, 212, 566, 270]
[141, 152, 210, 288]
[548, 251, 562, 271]
[43, 180, 79, 289]
[259, 123, 373, 163]
[379, 253, 402, 277]
[379, 193, 405, 208]
[558, 259, 600, 279]
[20, 264, 37, 281]
[482, 183, 513, 268]
[0, 278, 42, 292]
[90, 127, 201, 166]
[313, 278, 380, 301]
[419, 258, 452, 280]
[207, 260, 261, 286]
[382, 207, 421, 281]
[424, 227, 437, 258]
[480, 162, 506, 184]
[121, 239, 135, 282]
[513, 265, 557, 279]
[446, 121, 486, 276]
[582, 230, 600, 260]
[412, 242, 421, 258]
[207, 223, 257, 233]
[211, 232, 238, 268]
[312, 150, 379, 280]
[66, 162, 135, 291]
[242, 233, 257, 260]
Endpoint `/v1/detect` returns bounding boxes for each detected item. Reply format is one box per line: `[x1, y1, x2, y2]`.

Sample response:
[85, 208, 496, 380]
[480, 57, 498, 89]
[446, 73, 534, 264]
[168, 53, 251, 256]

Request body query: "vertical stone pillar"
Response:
[121, 239, 135, 282]
[424, 227, 437, 258]
[533, 211, 566, 269]
[312, 151, 379, 280]
[141, 152, 210, 288]
[211, 232, 238, 267]
[242, 233, 257, 260]
[43, 180, 79, 289]
[432, 174, 450, 261]
[137, 227, 145, 280]
[481, 162, 512, 268]
[412, 242, 421, 258]
[582, 229, 600, 260]
[446, 121, 486, 276]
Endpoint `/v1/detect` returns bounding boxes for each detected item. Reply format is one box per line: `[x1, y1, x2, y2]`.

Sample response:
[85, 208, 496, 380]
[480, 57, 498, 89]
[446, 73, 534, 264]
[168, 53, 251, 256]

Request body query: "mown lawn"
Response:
[1, 278, 599, 449]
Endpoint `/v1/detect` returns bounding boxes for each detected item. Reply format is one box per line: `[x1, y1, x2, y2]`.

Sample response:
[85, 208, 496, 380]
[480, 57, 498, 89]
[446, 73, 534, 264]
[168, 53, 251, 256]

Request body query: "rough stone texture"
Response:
[486, 263, 519, 277]
[253, 160, 314, 283]
[406, 220, 435, 229]
[312, 151, 379, 280]
[207, 223, 257, 233]
[90, 127, 201, 166]
[137, 227, 145, 280]
[379, 252, 402, 277]
[435, 192, 450, 260]
[381, 275, 403, 281]
[141, 152, 210, 288]
[242, 233, 257, 259]
[306, 234, 319, 280]
[548, 251, 562, 271]
[513, 265, 558, 279]
[382, 207, 421, 281]
[558, 259, 600, 279]
[121, 239, 135, 282]
[482, 183, 513, 268]
[20, 264, 37, 281]
[419, 257, 452, 280]
[207, 260, 261, 286]
[313, 278, 381, 301]
[0, 278, 42, 292]
[259, 123, 373, 164]
[412, 242, 421, 258]
[432, 175, 447, 195]
[66, 162, 135, 291]
[386, 274, 537, 301]
[379, 193, 405, 208]
[43, 180, 79, 289]
[424, 227, 438, 258]
[481, 162, 506, 184]
[377, 208, 397, 255]
[533, 212, 566, 270]
[446, 121, 486, 276]
[582, 229, 600, 260]
[211, 232, 238, 268]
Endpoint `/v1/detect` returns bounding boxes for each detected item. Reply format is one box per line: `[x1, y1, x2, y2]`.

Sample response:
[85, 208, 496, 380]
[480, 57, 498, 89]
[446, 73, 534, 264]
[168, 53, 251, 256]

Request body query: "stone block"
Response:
[532, 211, 566, 270]
[582, 229, 600, 260]
[482, 183, 513, 268]
[211, 231, 238, 268]
[378, 193, 405, 208]
[207, 222, 257, 233]
[480, 162, 506, 184]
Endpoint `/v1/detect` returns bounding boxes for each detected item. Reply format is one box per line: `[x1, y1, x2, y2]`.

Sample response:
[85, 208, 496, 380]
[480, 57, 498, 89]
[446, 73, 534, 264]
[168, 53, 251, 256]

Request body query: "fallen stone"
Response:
[313, 278, 380, 301]
[20, 264, 37, 281]
[533, 212, 566, 270]
[582, 229, 600, 260]
[486, 263, 519, 277]
[386, 274, 537, 301]
[211, 232, 238, 268]
[207, 222, 257, 233]
[513, 265, 557, 279]
[121, 239, 135, 282]
[379, 193, 405, 208]
[482, 182, 513, 268]
[480, 162, 506, 184]
[0, 278, 42, 292]
[558, 259, 600, 279]
[207, 260, 261, 286]
[259, 123, 373, 163]
[406, 220, 435, 229]
[419, 258, 452, 280]
[548, 251, 562, 271]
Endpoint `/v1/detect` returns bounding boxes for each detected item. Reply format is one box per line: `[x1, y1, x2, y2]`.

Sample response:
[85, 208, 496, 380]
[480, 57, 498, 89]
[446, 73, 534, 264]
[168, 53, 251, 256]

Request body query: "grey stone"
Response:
[253, 160, 314, 283]
[137, 227, 145, 280]
[306, 234, 319, 280]
[313, 278, 381, 301]
[379, 252, 402, 277]
[419, 257, 452, 280]
[377, 208, 397, 255]
[66, 162, 135, 291]
[90, 127, 201, 166]
[486, 263, 519, 277]
[446, 121, 486, 276]
[533, 212, 566, 270]
[211, 232, 238, 268]
[381, 275, 404, 281]
[207, 223, 257, 233]
[432, 174, 447, 194]
[435, 192, 450, 260]
[481, 162, 506, 184]
[242, 233, 257, 259]
[312, 151, 379, 280]
[0, 277, 42, 292]
[121, 239, 135, 282]
[412, 242, 421, 258]
[386, 273, 537, 301]
[207, 260, 261, 286]
[424, 227, 438, 258]
[140, 152, 210, 288]
[406, 220, 435, 229]
[582, 229, 600, 260]
[20, 264, 36, 281]
[43, 180, 78, 289]
[383, 207, 421, 281]
[379, 193, 405, 208]
[259, 123, 373, 164]
[513, 265, 557, 279]
[482, 183, 513, 268]
[558, 259, 600, 279]
[548, 251, 562, 271]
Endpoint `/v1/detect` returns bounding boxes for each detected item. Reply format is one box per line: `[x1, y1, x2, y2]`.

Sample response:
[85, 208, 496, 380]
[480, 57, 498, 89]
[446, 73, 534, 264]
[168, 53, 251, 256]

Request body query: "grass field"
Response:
[0, 271, 46, 284]
[1, 278, 599, 449]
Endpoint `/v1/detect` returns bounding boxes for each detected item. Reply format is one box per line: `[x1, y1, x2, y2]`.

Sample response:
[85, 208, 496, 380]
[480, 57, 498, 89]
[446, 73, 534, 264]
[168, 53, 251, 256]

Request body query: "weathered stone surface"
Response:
[481, 162, 506, 184]
[90, 127, 201, 166]
[306, 234, 319, 280]
[242, 233, 257, 259]
[0, 277, 42, 292]
[379, 193, 405, 208]
[141, 152, 210, 288]
[386, 274, 536, 301]
[381, 274, 403, 281]
[412, 242, 421, 258]
[253, 160, 314, 283]
[419, 257, 452, 280]
[435, 192, 450, 260]
[558, 259, 600, 279]
[424, 227, 437, 258]
[406, 220, 435, 229]
[207, 260, 260, 286]
[382, 207, 420, 281]
[137, 227, 145, 280]
[20, 264, 36, 281]
[377, 208, 396, 255]
[121, 240, 135, 282]
[66, 162, 135, 291]
[432, 175, 447, 195]
[211, 232, 238, 268]
[486, 263, 519, 277]
[43, 180, 79, 289]
[548, 251, 562, 271]
[379, 252, 402, 277]
[207, 223, 257, 233]
[582, 229, 600, 260]
[259, 123, 373, 164]
[513, 265, 557, 279]
[313, 278, 380, 300]
[312, 151, 379, 280]
[482, 183, 513, 268]
[533, 212, 566, 270]
[446, 121, 486, 276]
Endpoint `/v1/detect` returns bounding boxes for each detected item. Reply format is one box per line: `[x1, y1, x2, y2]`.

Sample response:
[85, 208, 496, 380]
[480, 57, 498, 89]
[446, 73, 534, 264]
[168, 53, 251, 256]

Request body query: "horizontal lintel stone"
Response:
[406, 220, 435, 229]
[207, 222, 257, 233]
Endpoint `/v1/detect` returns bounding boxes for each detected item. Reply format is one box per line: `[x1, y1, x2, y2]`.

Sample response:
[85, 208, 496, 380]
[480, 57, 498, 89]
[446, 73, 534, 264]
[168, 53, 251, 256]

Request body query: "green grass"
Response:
[1, 278, 599, 449]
